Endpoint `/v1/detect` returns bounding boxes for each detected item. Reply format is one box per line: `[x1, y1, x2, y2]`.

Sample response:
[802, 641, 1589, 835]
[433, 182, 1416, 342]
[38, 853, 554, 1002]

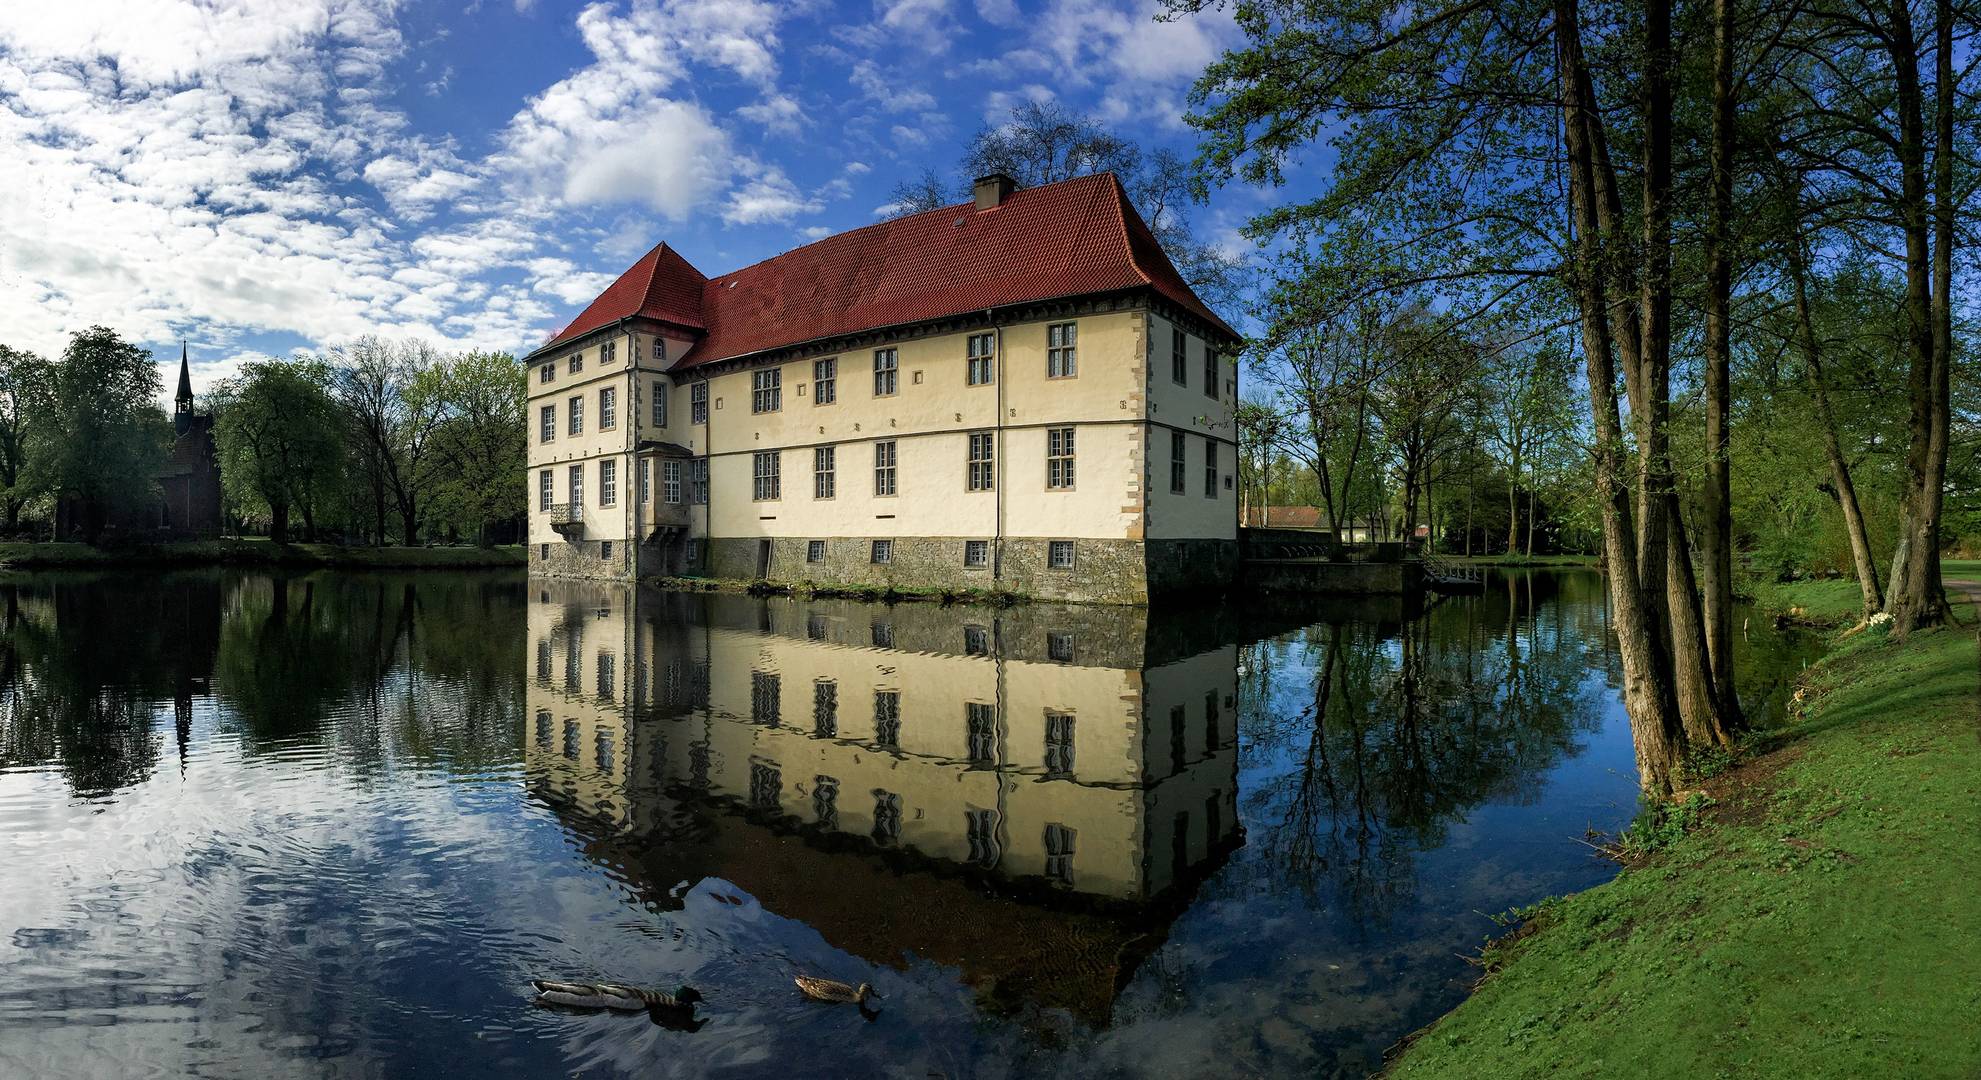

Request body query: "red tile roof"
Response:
[536, 173, 1236, 367]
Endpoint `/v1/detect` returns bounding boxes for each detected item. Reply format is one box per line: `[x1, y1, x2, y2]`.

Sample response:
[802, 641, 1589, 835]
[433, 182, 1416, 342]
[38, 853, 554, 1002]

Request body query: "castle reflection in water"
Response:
[523, 582, 1247, 1021]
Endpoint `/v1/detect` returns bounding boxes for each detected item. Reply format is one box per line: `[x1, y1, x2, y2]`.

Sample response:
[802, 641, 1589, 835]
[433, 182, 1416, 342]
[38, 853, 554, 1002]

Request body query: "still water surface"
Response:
[0, 570, 1814, 1078]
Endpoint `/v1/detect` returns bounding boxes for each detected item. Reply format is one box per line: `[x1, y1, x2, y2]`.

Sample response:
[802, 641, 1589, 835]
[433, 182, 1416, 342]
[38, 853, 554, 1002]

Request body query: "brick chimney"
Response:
[972, 173, 1017, 210]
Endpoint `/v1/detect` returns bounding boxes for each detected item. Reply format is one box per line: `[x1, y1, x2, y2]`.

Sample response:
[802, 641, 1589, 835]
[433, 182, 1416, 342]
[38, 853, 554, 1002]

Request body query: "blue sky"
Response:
[0, 0, 1274, 400]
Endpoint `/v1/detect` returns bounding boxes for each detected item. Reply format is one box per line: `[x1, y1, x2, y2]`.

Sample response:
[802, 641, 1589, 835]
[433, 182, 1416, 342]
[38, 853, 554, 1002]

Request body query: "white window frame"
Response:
[1172, 326, 1188, 385]
[599, 386, 616, 430]
[568, 464, 584, 508]
[964, 539, 988, 567]
[1047, 427, 1075, 490]
[690, 458, 709, 504]
[568, 395, 583, 436]
[967, 431, 994, 492]
[663, 460, 681, 504]
[540, 404, 555, 443]
[600, 458, 617, 506]
[652, 381, 667, 427]
[753, 450, 781, 501]
[966, 332, 994, 386]
[873, 348, 898, 396]
[691, 382, 708, 424]
[814, 445, 836, 499]
[539, 470, 553, 510]
[814, 357, 837, 405]
[1048, 540, 1075, 569]
[1047, 322, 1077, 378]
[752, 368, 782, 414]
[874, 440, 897, 496]
[871, 539, 893, 564]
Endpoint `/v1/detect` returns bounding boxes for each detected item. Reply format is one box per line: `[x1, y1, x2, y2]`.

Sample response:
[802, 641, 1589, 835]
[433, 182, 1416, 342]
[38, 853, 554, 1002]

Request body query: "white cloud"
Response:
[974, 0, 1021, 25]
[737, 93, 804, 135]
[722, 167, 822, 225]
[850, 59, 935, 113]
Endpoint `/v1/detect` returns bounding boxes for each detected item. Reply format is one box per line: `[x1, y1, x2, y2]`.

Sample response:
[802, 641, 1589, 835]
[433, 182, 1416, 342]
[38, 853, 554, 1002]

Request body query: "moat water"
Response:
[0, 569, 1816, 1078]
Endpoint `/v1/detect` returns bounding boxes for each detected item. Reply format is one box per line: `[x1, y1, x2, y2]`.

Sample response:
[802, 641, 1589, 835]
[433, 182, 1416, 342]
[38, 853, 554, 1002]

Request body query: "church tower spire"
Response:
[175, 343, 193, 435]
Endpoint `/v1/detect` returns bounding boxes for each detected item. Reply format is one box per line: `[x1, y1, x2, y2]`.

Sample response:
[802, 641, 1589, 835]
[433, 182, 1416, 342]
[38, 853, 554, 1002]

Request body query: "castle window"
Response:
[652, 381, 667, 427]
[601, 340, 617, 364]
[653, 337, 667, 362]
[539, 362, 554, 385]
[691, 383, 708, 424]
[814, 680, 838, 738]
[965, 702, 996, 764]
[753, 451, 780, 500]
[871, 539, 892, 564]
[1172, 326, 1188, 385]
[540, 404, 555, 443]
[1047, 632, 1074, 664]
[690, 459, 709, 504]
[538, 470, 552, 511]
[568, 395, 583, 435]
[873, 348, 898, 396]
[1044, 823, 1076, 885]
[873, 440, 897, 496]
[638, 458, 650, 503]
[966, 431, 994, 492]
[1170, 430, 1186, 493]
[1048, 540, 1075, 569]
[807, 540, 826, 563]
[663, 460, 681, 504]
[966, 333, 994, 385]
[1205, 437, 1218, 498]
[814, 446, 835, 499]
[1205, 348, 1220, 399]
[600, 459, 617, 506]
[1047, 322, 1077, 378]
[1046, 427, 1075, 490]
[599, 386, 616, 429]
[964, 540, 988, 568]
[751, 671, 781, 726]
[1045, 712, 1075, 773]
[751, 368, 782, 413]
[814, 358, 837, 404]
[873, 690, 900, 746]
[600, 539, 613, 561]
[568, 464, 584, 509]
[569, 350, 583, 374]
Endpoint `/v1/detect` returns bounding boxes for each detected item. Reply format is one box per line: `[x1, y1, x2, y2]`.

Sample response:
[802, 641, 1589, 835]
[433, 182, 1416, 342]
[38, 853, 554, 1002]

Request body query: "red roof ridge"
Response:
[533, 171, 1234, 365]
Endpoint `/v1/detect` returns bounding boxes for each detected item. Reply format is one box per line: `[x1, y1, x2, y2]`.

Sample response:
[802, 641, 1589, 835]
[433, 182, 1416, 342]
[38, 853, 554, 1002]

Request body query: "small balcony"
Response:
[546, 503, 583, 536]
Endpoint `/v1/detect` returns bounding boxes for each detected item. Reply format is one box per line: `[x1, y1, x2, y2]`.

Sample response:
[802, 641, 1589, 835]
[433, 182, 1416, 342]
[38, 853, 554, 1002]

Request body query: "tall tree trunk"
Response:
[1558, 0, 1685, 795]
[1785, 216, 1884, 616]
[1699, 0, 1741, 723]
[1882, 0, 1950, 632]
[1638, 0, 1726, 745]
[270, 502, 290, 545]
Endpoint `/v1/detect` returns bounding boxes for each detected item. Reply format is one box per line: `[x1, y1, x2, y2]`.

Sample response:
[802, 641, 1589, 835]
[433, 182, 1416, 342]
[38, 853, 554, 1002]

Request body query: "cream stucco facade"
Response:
[522, 174, 1241, 604]
[525, 306, 1238, 602]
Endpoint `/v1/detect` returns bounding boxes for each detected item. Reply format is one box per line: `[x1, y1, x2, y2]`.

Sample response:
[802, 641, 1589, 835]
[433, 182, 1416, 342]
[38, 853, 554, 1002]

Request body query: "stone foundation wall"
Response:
[1145, 539, 1240, 597]
[703, 536, 1155, 604]
[529, 535, 634, 581]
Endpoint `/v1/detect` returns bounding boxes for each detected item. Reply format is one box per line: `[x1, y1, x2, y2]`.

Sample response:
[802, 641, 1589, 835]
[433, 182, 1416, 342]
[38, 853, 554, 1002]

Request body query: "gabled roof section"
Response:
[542, 242, 707, 350]
[535, 173, 1237, 366]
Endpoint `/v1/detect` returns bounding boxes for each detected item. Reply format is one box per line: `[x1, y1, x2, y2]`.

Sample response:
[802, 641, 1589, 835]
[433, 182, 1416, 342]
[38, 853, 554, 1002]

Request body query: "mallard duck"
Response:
[794, 976, 879, 1006]
[531, 980, 703, 1012]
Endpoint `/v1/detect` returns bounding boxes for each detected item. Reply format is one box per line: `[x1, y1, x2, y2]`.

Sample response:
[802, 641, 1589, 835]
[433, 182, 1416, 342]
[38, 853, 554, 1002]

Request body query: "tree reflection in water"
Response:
[1239, 573, 1607, 919]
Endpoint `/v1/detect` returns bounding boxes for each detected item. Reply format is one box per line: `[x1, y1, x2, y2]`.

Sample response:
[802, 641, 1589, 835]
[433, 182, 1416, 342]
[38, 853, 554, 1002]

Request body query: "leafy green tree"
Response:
[30, 327, 167, 542]
[211, 357, 344, 543]
[333, 337, 446, 545]
[426, 350, 526, 546]
[0, 345, 52, 531]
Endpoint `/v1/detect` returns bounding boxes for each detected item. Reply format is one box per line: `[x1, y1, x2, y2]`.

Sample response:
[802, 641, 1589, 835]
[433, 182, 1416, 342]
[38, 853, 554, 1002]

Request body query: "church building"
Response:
[156, 345, 222, 538]
[521, 172, 1240, 604]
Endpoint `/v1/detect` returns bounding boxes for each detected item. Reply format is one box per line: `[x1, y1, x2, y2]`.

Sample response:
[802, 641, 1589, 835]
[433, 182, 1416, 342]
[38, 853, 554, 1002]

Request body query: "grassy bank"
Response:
[0, 539, 525, 570]
[1455, 553, 1601, 568]
[1389, 583, 1981, 1078]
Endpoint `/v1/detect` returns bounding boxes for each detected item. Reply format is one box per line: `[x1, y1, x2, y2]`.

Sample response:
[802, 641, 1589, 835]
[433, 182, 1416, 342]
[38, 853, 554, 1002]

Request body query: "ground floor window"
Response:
[964, 539, 988, 567]
[1048, 540, 1075, 569]
[600, 540, 613, 561]
[539, 544, 548, 561]
[807, 540, 826, 563]
[871, 539, 892, 564]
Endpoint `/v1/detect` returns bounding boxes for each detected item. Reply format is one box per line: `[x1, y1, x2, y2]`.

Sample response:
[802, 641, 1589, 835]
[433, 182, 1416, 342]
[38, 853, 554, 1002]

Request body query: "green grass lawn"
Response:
[1389, 617, 1981, 1078]
[1746, 577, 1870, 627]
[0, 539, 524, 569]
[1455, 553, 1602, 567]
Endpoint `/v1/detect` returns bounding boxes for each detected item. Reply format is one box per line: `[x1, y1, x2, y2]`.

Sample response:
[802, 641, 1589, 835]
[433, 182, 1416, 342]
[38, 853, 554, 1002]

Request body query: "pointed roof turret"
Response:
[176, 343, 193, 409]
